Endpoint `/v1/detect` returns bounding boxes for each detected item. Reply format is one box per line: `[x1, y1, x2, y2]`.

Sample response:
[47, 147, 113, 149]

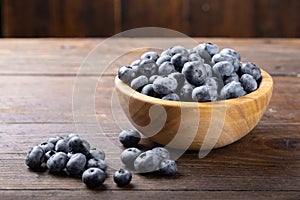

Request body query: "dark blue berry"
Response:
[152, 76, 178, 94]
[171, 53, 188, 72]
[118, 66, 136, 84]
[182, 61, 207, 86]
[168, 72, 185, 91]
[220, 81, 246, 99]
[55, 139, 69, 153]
[39, 142, 54, 153]
[67, 136, 90, 156]
[241, 62, 262, 81]
[46, 152, 68, 173]
[118, 129, 141, 148]
[89, 148, 105, 161]
[159, 159, 177, 176]
[47, 136, 64, 146]
[220, 48, 241, 61]
[141, 84, 161, 98]
[66, 153, 87, 175]
[156, 55, 171, 66]
[158, 61, 175, 75]
[113, 169, 132, 187]
[87, 158, 107, 172]
[240, 74, 258, 93]
[25, 146, 45, 169]
[212, 61, 235, 77]
[162, 93, 180, 101]
[224, 73, 239, 85]
[82, 168, 106, 189]
[130, 75, 148, 91]
[192, 85, 217, 102]
[170, 46, 188, 56]
[212, 53, 240, 72]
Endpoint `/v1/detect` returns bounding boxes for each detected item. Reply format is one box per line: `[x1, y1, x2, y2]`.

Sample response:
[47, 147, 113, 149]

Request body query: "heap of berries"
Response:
[25, 134, 131, 189]
[118, 43, 262, 102]
[119, 129, 178, 176]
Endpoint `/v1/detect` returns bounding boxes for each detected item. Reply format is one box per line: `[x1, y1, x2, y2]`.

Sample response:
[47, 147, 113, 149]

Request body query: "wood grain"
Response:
[0, 38, 299, 199]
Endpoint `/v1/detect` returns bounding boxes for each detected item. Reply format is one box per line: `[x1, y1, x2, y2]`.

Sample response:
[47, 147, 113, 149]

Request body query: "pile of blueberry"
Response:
[118, 42, 262, 102]
[119, 129, 178, 176]
[25, 134, 132, 189]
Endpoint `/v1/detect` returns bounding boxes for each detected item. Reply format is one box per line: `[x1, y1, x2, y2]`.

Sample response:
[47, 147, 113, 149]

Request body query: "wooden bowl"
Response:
[115, 70, 273, 150]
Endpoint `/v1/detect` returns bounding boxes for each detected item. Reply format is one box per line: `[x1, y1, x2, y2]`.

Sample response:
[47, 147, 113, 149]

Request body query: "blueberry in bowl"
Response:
[114, 43, 273, 150]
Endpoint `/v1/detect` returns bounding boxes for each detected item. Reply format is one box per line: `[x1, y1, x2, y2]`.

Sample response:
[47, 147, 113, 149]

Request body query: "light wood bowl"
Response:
[115, 70, 273, 150]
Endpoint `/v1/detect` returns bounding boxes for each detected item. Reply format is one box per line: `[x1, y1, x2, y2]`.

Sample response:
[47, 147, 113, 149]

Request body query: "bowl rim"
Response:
[114, 69, 273, 108]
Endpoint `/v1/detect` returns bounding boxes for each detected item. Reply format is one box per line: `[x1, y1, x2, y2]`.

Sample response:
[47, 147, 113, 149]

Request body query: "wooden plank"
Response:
[0, 190, 299, 200]
[0, 76, 299, 124]
[1, 0, 117, 37]
[0, 39, 299, 76]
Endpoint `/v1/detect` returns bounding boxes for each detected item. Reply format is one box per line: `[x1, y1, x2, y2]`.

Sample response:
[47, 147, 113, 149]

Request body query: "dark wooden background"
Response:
[1, 0, 300, 37]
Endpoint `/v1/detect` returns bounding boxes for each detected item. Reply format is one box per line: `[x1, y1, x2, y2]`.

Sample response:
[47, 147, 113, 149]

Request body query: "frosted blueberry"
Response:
[168, 72, 185, 91]
[113, 169, 132, 187]
[44, 150, 56, 162]
[171, 53, 188, 72]
[87, 158, 107, 172]
[55, 139, 69, 153]
[152, 147, 170, 163]
[67, 136, 90, 156]
[118, 66, 136, 84]
[134, 150, 160, 173]
[46, 152, 68, 173]
[159, 159, 177, 176]
[66, 153, 87, 175]
[149, 75, 160, 84]
[212, 61, 235, 77]
[89, 148, 105, 161]
[138, 59, 158, 77]
[152, 76, 178, 94]
[162, 93, 180, 101]
[220, 48, 241, 61]
[170, 45, 188, 56]
[25, 146, 45, 169]
[39, 142, 55, 153]
[182, 61, 207, 86]
[120, 147, 142, 169]
[241, 62, 262, 81]
[47, 136, 64, 146]
[212, 53, 240, 72]
[141, 84, 161, 98]
[240, 74, 258, 93]
[192, 85, 217, 102]
[180, 83, 195, 102]
[205, 77, 224, 94]
[158, 61, 175, 75]
[224, 73, 240, 85]
[118, 129, 141, 148]
[82, 168, 106, 189]
[140, 51, 159, 61]
[156, 55, 171, 66]
[220, 81, 247, 99]
[130, 75, 148, 91]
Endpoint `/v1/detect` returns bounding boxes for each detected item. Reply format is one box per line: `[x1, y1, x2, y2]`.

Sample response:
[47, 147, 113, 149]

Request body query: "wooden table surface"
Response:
[0, 38, 299, 200]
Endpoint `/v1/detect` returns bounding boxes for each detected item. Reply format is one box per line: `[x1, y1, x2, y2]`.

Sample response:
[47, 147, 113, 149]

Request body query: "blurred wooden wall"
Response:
[1, 0, 299, 37]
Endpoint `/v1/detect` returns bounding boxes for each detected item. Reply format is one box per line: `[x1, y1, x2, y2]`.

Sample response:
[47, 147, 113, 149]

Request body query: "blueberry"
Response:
[240, 62, 262, 81]
[153, 76, 178, 94]
[82, 168, 106, 189]
[141, 84, 161, 98]
[205, 77, 224, 94]
[138, 59, 158, 77]
[47, 136, 63, 146]
[240, 74, 258, 93]
[113, 169, 132, 187]
[192, 85, 217, 102]
[39, 142, 55, 153]
[148, 75, 160, 84]
[130, 75, 148, 91]
[159, 159, 177, 176]
[203, 63, 213, 77]
[160, 48, 172, 57]
[156, 55, 171, 66]
[67, 136, 90, 156]
[55, 139, 69, 153]
[141, 51, 159, 61]
[180, 83, 195, 102]
[193, 43, 219, 63]
[162, 93, 180, 101]
[170, 53, 188, 72]
[158, 61, 175, 75]
[152, 147, 170, 163]
[66, 133, 79, 142]
[66, 153, 87, 175]
[134, 150, 160, 173]
[120, 147, 142, 169]
[87, 158, 107, 172]
[46, 152, 68, 173]
[130, 59, 140, 68]
[89, 148, 105, 161]
[118, 66, 136, 84]
[170, 46, 188, 56]
[168, 72, 185, 91]
[44, 150, 56, 162]
[212, 61, 235, 77]
[188, 52, 204, 62]
[25, 146, 45, 169]
[182, 61, 207, 86]
[118, 129, 141, 148]
[220, 81, 247, 99]
[212, 53, 240, 72]
[224, 73, 240, 85]
[220, 48, 241, 61]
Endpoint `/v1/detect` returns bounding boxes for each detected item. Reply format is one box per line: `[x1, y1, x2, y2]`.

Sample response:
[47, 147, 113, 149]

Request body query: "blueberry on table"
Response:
[152, 76, 178, 95]
[55, 139, 69, 153]
[162, 93, 180, 101]
[220, 81, 247, 100]
[134, 150, 160, 173]
[241, 62, 262, 81]
[152, 147, 170, 163]
[39, 142, 55, 153]
[44, 150, 56, 162]
[89, 147, 105, 161]
[182, 61, 207, 87]
[158, 61, 175, 75]
[47, 136, 64, 146]
[140, 51, 159, 61]
[130, 75, 148, 91]
[118, 129, 141, 148]
[156, 54, 171, 66]
[118, 66, 136, 84]
[120, 147, 142, 169]
[25, 146, 45, 169]
[46, 152, 68, 173]
[67, 136, 90, 156]
[86, 158, 107, 172]
[66, 153, 87, 175]
[240, 74, 258, 93]
[159, 159, 178, 176]
[82, 168, 106, 189]
[113, 169, 132, 187]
